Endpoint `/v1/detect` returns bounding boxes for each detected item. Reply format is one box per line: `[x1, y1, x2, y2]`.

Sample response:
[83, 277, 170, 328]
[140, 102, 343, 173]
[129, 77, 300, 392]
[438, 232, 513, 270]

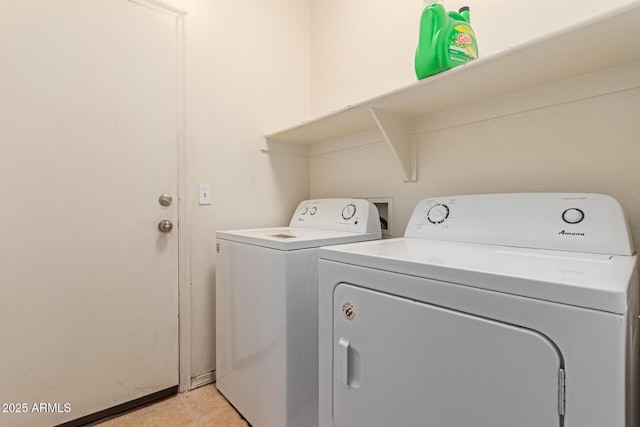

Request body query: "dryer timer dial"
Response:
[427, 204, 450, 224]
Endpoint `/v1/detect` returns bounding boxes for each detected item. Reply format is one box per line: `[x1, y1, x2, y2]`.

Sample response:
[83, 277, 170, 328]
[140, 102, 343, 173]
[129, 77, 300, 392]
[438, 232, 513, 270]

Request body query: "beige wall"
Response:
[311, 66, 640, 244]
[310, 0, 639, 116]
[309, 0, 640, 244]
[169, 0, 311, 384]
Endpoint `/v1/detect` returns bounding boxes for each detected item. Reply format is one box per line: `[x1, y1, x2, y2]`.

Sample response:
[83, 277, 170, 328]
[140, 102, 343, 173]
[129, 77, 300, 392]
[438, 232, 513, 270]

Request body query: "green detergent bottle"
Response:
[414, 1, 478, 80]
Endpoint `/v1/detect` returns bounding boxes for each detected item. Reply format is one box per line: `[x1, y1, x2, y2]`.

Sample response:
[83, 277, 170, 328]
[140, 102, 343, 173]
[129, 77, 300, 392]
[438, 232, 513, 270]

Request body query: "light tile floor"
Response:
[92, 384, 249, 427]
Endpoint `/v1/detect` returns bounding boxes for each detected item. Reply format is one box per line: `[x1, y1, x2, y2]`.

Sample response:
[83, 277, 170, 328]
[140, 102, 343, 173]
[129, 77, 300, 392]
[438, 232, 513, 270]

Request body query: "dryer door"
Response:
[332, 283, 563, 427]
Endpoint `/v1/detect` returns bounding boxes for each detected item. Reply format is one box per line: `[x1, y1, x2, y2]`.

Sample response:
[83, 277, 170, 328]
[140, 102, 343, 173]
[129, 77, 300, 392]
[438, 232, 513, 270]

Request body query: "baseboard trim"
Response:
[190, 370, 215, 389]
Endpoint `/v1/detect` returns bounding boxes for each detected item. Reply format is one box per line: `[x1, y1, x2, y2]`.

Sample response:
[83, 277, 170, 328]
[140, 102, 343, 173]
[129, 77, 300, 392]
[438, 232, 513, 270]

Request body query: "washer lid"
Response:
[320, 238, 637, 314]
[217, 227, 380, 250]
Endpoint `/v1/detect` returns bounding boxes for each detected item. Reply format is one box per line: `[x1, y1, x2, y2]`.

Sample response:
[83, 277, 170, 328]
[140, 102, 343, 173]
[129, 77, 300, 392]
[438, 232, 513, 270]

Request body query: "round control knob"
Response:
[342, 204, 357, 220]
[562, 208, 585, 224]
[310, 207, 317, 215]
[427, 203, 449, 224]
[301, 207, 308, 215]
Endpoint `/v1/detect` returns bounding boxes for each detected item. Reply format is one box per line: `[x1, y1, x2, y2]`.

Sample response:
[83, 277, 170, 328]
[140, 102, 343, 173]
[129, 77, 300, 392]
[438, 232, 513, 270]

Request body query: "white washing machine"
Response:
[216, 198, 381, 427]
[318, 193, 638, 427]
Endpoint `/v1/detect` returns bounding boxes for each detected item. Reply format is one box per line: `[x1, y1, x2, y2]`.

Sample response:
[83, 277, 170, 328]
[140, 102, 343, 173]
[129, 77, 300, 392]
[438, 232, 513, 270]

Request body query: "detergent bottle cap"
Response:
[458, 6, 470, 22]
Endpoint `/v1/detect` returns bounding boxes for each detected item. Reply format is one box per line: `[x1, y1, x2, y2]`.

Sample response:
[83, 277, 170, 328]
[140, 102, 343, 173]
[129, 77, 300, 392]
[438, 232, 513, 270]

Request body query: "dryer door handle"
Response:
[338, 338, 351, 388]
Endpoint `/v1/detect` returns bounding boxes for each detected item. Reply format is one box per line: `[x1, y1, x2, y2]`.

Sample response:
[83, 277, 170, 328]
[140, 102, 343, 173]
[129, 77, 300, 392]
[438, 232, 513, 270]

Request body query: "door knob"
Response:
[158, 220, 173, 233]
[158, 194, 173, 206]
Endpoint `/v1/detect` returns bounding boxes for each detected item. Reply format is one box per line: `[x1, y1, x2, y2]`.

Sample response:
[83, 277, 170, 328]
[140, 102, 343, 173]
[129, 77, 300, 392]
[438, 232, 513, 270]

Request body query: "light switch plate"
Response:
[198, 184, 212, 205]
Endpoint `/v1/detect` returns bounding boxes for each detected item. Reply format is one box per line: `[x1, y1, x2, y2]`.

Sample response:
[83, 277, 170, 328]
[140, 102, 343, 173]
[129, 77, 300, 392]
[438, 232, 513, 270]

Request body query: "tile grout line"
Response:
[179, 391, 203, 427]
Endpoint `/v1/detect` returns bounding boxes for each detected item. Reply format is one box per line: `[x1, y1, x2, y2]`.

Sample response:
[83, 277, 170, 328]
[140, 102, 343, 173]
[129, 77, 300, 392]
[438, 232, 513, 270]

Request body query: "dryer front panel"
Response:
[332, 283, 564, 427]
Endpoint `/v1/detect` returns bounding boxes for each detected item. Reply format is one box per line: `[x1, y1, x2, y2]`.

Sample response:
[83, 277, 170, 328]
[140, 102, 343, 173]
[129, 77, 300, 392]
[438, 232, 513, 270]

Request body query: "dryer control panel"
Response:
[290, 199, 381, 234]
[405, 193, 633, 255]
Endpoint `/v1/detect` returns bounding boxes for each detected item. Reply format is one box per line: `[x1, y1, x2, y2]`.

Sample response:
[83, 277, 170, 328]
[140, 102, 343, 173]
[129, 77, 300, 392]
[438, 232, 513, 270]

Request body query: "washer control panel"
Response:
[290, 199, 381, 234]
[342, 203, 357, 220]
[405, 193, 633, 255]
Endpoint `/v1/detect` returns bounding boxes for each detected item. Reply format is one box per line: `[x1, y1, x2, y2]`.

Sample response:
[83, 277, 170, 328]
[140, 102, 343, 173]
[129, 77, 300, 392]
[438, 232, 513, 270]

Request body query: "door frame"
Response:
[128, 0, 191, 392]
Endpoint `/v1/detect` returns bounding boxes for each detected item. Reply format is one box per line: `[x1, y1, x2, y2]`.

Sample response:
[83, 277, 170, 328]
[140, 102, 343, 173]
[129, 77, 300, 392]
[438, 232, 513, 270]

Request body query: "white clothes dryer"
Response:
[216, 198, 381, 427]
[318, 193, 638, 427]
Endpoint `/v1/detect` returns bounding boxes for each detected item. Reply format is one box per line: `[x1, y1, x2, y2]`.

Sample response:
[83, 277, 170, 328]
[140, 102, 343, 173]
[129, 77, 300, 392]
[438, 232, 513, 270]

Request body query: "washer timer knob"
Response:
[427, 203, 450, 224]
[562, 208, 585, 224]
[342, 204, 357, 220]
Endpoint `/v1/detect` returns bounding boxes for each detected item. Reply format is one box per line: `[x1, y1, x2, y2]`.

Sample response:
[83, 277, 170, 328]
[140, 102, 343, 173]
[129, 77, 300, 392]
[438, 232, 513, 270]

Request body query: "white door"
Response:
[333, 284, 563, 427]
[0, 1, 181, 426]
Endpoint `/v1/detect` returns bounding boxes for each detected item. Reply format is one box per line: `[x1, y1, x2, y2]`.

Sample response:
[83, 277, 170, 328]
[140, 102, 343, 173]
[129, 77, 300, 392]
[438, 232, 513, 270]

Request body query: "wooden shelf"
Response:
[264, 3, 640, 181]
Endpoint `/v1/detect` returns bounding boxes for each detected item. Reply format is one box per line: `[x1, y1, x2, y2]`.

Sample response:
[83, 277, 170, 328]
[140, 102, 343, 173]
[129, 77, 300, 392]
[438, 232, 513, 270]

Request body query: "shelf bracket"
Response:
[369, 107, 417, 182]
